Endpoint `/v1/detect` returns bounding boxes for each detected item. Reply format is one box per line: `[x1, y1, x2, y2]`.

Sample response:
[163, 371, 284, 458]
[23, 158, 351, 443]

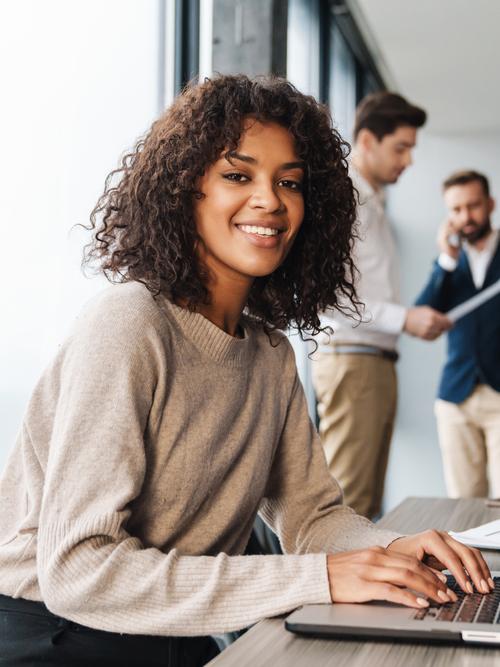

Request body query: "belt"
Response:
[332, 344, 399, 362]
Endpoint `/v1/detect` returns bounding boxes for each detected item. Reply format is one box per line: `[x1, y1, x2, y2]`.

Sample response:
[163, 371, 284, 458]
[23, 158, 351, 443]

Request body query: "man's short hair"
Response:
[443, 169, 490, 198]
[354, 92, 427, 141]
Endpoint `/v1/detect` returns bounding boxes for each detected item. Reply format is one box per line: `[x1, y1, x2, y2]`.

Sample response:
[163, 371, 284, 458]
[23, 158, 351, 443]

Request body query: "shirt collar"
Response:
[350, 164, 386, 207]
[465, 227, 499, 257]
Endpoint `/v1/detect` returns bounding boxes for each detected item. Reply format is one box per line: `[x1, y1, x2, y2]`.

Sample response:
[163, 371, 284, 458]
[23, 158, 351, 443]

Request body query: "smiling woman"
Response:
[0, 75, 492, 667]
[85, 75, 359, 335]
[193, 120, 305, 321]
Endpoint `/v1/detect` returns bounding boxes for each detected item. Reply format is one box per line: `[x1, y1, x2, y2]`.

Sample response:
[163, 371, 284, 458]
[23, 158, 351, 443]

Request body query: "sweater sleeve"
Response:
[259, 342, 401, 554]
[36, 293, 331, 636]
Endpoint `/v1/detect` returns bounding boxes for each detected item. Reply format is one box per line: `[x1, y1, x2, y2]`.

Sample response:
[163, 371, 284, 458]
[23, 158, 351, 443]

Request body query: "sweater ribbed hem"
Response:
[38, 515, 331, 636]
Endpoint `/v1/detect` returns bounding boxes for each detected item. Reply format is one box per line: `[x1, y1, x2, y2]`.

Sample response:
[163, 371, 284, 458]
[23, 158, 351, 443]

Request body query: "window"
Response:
[325, 1, 385, 139]
[286, 0, 386, 419]
[1, 0, 165, 467]
[328, 22, 357, 140]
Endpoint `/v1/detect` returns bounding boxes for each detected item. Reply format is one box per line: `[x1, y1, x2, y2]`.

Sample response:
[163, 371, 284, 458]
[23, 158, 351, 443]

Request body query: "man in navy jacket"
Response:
[416, 170, 500, 498]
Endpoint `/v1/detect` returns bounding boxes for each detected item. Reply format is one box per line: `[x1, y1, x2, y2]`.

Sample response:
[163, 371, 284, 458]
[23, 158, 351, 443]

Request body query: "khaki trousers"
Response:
[435, 385, 500, 498]
[311, 352, 397, 519]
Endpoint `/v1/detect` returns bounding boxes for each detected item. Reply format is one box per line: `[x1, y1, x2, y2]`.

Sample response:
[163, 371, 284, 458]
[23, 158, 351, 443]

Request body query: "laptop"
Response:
[285, 572, 500, 646]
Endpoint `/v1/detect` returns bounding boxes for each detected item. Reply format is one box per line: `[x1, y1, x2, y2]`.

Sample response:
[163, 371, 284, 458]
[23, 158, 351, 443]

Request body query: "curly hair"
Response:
[84, 74, 360, 336]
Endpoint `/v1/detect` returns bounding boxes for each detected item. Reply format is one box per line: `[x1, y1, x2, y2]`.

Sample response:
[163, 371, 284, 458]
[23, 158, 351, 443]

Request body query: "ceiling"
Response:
[351, 0, 500, 134]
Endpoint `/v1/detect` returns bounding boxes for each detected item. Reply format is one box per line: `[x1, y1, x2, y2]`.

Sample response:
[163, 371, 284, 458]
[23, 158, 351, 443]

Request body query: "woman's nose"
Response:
[249, 181, 283, 212]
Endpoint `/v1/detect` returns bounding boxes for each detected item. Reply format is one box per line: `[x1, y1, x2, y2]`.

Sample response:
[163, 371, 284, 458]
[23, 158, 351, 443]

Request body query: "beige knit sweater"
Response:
[0, 282, 400, 636]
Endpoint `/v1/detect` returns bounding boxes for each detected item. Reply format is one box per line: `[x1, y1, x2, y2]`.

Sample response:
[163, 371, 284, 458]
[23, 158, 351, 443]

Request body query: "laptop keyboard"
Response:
[414, 576, 500, 624]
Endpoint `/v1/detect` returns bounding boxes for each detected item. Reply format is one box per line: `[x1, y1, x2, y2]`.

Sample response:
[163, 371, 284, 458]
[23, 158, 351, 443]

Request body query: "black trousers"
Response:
[0, 595, 219, 666]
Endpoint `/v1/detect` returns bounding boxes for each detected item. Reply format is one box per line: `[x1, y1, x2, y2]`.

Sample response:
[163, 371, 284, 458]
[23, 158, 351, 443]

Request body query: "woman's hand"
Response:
[387, 530, 494, 595]
[327, 546, 457, 608]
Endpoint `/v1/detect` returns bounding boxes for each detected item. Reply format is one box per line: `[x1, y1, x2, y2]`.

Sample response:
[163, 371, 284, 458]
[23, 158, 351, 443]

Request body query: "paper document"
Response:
[449, 519, 500, 549]
[446, 278, 500, 323]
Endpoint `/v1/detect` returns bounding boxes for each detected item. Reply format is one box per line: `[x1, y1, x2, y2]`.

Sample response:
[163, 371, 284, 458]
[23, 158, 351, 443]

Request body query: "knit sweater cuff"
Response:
[37, 515, 332, 636]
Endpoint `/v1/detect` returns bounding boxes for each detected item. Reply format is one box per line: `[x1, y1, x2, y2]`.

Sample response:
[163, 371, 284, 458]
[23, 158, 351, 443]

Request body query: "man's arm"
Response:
[414, 262, 453, 310]
[359, 298, 452, 341]
[414, 219, 461, 313]
[403, 303, 452, 340]
[349, 195, 451, 341]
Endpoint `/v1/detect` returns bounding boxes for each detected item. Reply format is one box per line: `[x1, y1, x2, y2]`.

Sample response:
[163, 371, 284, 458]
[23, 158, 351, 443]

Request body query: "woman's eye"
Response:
[279, 179, 302, 191]
[223, 172, 249, 183]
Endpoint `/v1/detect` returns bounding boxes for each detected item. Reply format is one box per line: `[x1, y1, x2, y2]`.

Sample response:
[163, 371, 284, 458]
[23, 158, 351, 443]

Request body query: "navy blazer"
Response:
[415, 242, 500, 403]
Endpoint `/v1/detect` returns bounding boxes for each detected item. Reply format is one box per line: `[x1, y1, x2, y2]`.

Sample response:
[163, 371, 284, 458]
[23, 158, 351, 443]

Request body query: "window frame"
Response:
[324, 0, 386, 104]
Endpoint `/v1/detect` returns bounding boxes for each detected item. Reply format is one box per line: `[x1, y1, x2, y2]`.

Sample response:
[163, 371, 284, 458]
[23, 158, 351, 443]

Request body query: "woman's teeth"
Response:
[239, 225, 279, 237]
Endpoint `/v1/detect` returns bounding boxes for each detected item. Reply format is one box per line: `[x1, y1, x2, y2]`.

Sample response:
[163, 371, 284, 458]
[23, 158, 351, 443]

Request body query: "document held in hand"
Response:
[446, 278, 500, 323]
[449, 519, 500, 549]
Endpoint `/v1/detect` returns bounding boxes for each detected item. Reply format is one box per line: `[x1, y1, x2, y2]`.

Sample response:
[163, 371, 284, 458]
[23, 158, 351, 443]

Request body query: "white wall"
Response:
[384, 130, 500, 511]
[0, 0, 161, 466]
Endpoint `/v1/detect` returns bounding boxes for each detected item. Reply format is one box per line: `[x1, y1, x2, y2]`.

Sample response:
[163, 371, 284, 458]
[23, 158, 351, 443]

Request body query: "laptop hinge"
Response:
[462, 631, 500, 644]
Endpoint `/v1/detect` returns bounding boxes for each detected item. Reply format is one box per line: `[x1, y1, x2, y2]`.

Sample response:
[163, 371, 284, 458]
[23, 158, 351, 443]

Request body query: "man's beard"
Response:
[460, 218, 492, 245]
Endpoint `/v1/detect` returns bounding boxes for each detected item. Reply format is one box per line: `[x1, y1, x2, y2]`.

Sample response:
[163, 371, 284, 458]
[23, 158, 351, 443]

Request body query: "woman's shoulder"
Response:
[84, 280, 157, 311]
[79, 282, 162, 322]
[69, 282, 171, 346]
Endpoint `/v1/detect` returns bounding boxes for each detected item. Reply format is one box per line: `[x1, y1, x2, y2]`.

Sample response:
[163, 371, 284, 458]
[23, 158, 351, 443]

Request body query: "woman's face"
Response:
[193, 118, 305, 285]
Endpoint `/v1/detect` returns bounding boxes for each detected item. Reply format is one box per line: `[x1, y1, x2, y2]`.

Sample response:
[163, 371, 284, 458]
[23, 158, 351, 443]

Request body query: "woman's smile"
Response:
[234, 220, 286, 248]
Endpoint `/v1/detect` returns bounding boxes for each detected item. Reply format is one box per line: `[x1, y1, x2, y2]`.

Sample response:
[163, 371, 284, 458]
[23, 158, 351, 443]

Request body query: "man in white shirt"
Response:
[416, 170, 500, 497]
[312, 92, 451, 519]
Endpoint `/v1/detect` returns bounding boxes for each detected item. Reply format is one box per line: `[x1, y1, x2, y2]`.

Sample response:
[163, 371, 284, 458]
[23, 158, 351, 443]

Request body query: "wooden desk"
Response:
[207, 497, 500, 666]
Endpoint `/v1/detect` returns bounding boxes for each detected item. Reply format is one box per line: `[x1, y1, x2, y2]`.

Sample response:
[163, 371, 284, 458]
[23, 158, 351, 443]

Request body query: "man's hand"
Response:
[438, 218, 461, 260]
[403, 306, 452, 340]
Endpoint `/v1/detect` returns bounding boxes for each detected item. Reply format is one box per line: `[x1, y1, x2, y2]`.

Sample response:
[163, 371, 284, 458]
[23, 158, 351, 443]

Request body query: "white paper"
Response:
[449, 519, 500, 549]
[446, 279, 500, 323]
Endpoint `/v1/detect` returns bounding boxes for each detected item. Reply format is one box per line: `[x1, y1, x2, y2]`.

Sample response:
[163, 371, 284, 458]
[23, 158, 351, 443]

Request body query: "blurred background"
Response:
[1, 0, 498, 513]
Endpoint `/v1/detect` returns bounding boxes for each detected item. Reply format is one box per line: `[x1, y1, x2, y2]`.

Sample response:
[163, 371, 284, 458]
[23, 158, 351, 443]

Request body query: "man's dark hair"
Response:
[443, 169, 490, 198]
[354, 92, 427, 141]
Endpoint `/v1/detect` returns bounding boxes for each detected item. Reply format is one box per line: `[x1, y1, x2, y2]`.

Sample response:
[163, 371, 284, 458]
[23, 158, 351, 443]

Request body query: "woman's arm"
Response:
[35, 290, 333, 636]
[259, 341, 492, 606]
[259, 344, 401, 554]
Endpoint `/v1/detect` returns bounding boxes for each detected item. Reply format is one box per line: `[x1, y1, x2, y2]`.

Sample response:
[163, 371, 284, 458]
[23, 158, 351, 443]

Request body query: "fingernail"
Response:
[488, 577, 495, 589]
[438, 590, 450, 602]
[481, 579, 489, 593]
[447, 588, 458, 601]
[437, 572, 447, 583]
[466, 581, 474, 594]
[417, 597, 429, 607]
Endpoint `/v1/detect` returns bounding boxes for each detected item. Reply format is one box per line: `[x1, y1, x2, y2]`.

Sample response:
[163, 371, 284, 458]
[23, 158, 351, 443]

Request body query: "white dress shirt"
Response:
[319, 168, 407, 352]
[438, 228, 499, 288]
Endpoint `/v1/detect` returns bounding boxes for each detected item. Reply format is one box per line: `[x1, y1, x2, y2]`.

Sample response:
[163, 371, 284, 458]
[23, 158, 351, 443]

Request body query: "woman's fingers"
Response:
[441, 534, 493, 591]
[429, 566, 448, 583]
[471, 545, 495, 587]
[424, 555, 447, 571]
[327, 539, 493, 610]
[362, 581, 430, 609]
[365, 564, 456, 604]
[420, 531, 493, 594]
[368, 549, 453, 598]
[388, 530, 494, 595]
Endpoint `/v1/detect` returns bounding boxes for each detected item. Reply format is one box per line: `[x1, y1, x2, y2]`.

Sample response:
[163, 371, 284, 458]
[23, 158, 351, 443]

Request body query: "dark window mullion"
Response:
[175, 0, 200, 93]
[329, 0, 385, 92]
[319, 0, 331, 103]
